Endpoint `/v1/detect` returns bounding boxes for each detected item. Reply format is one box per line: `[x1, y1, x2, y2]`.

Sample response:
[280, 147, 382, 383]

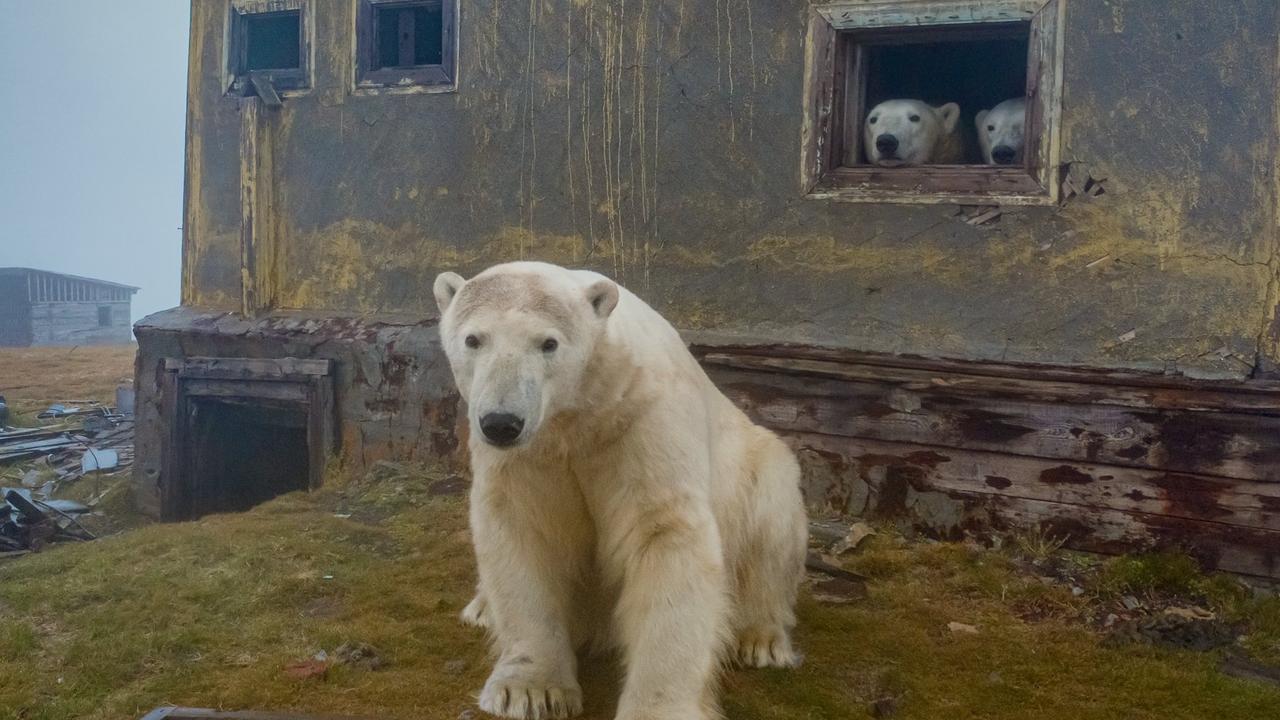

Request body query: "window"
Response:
[803, 1, 1064, 204]
[98, 306, 112, 327]
[356, 0, 458, 91]
[225, 1, 310, 95]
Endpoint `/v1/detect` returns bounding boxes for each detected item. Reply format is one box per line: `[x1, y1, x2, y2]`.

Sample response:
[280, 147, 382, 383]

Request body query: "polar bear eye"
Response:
[465, 334, 481, 349]
[909, 114, 921, 123]
[988, 125, 996, 132]
[541, 338, 559, 353]
[869, 116, 878, 125]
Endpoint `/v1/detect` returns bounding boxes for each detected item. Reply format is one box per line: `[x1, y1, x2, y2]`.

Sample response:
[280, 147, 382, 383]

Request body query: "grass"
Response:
[0, 345, 136, 425]
[1, 464, 1278, 720]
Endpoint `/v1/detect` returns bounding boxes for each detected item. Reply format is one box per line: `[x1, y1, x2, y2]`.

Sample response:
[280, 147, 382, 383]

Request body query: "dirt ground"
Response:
[0, 345, 136, 424]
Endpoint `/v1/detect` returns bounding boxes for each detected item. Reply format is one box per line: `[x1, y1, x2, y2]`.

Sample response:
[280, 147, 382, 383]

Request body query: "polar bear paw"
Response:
[735, 627, 802, 669]
[461, 594, 491, 629]
[478, 669, 583, 719]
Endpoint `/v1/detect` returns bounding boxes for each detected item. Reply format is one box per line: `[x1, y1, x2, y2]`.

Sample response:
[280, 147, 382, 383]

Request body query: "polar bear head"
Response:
[863, 99, 961, 167]
[977, 97, 1027, 165]
[434, 262, 619, 449]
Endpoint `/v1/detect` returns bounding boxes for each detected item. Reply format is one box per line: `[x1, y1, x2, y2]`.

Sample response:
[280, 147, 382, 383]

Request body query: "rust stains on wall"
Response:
[181, 0, 1280, 378]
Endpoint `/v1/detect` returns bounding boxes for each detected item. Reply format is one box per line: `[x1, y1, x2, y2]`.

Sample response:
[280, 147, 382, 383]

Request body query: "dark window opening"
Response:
[357, 0, 456, 89]
[375, 4, 443, 69]
[186, 399, 310, 518]
[227, 6, 309, 95]
[858, 34, 1029, 166]
[97, 306, 112, 327]
[243, 11, 302, 71]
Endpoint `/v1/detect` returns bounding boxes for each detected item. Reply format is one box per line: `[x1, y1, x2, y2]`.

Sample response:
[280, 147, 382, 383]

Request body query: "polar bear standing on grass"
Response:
[864, 99, 964, 167]
[434, 261, 808, 720]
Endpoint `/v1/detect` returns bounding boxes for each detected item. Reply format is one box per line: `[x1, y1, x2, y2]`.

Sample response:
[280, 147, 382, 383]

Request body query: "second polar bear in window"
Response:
[977, 97, 1028, 166]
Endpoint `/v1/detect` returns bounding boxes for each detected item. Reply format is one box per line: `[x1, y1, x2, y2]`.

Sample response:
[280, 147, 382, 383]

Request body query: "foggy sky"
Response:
[0, 1, 190, 327]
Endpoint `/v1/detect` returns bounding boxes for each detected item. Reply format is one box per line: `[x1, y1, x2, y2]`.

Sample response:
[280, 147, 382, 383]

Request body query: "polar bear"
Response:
[977, 97, 1027, 165]
[434, 262, 808, 720]
[864, 99, 964, 167]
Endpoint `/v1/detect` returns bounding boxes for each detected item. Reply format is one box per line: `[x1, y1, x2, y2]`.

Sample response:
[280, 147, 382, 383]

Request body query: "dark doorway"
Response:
[187, 398, 310, 516]
[161, 357, 335, 521]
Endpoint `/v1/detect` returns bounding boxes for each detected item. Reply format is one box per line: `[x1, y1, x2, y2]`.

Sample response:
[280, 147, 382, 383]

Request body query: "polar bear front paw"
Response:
[461, 594, 491, 629]
[478, 670, 583, 719]
[735, 627, 802, 669]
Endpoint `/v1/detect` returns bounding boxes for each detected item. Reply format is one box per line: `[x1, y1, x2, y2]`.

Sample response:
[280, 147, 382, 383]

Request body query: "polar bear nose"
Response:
[480, 412, 525, 446]
[992, 146, 1018, 164]
[875, 134, 899, 155]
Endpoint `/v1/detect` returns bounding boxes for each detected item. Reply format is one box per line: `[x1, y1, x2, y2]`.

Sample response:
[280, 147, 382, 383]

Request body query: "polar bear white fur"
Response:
[977, 97, 1028, 165]
[864, 99, 964, 167]
[434, 262, 808, 720]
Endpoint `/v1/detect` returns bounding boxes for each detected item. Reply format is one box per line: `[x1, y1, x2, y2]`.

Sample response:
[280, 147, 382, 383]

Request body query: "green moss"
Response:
[0, 475, 1277, 720]
[1096, 552, 1248, 606]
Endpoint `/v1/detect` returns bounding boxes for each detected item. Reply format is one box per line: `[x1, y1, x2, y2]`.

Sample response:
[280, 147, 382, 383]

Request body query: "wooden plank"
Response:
[182, 379, 310, 403]
[711, 367, 1280, 482]
[177, 357, 332, 379]
[819, 0, 1042, 29]
[1001, 498, 1280, 579]
[694, 340, 1280, 393]
[800, 8, 839, 194]
[787, 432, 1280, 578]
[699, 352, 1280, 414]
[791, 432, 1280, 530]
[140, 707, 375, 720]
[239, 95, 260, 316]
[307, 376, 335, 490]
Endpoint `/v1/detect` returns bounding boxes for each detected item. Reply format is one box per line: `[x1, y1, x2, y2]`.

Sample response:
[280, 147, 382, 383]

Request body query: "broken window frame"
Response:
[224, 0, 312, 97]
[355, 0, 459, 92]
[802, 0, 1064, 205]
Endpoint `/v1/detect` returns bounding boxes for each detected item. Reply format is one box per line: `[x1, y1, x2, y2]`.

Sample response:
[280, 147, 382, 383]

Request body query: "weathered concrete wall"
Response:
[132, 307, 462, 515]
[182, 0, 1280, 379]
[29, 301, 133, 346]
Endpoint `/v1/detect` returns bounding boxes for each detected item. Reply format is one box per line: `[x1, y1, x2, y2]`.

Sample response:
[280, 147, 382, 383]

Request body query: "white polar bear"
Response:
[864, 99, 964, 167]
[977, 97, 1028, 165]
[434, 262, 808, 720]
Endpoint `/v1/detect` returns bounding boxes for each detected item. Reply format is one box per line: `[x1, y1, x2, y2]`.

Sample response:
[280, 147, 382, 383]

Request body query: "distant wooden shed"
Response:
[0, 268, 138, 347]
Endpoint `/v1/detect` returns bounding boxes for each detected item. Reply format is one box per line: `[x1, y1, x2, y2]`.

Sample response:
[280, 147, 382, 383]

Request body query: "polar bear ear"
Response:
[976, 109, 990, 131]
[433, 272, 466, 314]
[586, 279, 620, 319]
[937, 103, 961, 134]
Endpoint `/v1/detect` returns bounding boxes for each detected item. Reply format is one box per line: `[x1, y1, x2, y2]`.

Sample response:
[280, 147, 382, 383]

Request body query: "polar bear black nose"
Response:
[875, 134, 899, 155]
[992, 146, 1018, 164]
[480, 412, 525, 446]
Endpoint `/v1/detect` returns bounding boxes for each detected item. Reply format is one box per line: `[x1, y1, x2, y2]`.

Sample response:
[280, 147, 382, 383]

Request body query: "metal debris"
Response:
[1, 487, 95, 552]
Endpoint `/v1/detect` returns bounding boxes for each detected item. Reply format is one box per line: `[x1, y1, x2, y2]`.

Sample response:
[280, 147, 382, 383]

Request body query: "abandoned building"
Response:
[0, 267, 138, 347]
[134, 0, 1280, 579]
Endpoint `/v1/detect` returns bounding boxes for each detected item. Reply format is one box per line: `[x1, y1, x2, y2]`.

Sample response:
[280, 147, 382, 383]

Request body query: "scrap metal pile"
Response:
[0, 390, 135, 554]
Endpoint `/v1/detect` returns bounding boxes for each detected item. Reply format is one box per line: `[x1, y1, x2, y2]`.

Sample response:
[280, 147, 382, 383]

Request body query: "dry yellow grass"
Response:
[0, 345, 136, 422]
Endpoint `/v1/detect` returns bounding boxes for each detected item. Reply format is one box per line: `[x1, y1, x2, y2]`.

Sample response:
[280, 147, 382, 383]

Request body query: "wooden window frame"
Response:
[802, 0, 1065, 205]
[354, 0, 459, 93]
[224, 0, 313, 97]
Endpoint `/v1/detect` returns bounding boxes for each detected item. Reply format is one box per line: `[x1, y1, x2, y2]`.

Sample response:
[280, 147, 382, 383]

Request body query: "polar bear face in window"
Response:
[863, 99, 962, 167]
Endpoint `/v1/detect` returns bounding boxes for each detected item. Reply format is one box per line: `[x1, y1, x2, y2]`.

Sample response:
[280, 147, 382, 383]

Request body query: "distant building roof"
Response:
[0, 267, 140, 293]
